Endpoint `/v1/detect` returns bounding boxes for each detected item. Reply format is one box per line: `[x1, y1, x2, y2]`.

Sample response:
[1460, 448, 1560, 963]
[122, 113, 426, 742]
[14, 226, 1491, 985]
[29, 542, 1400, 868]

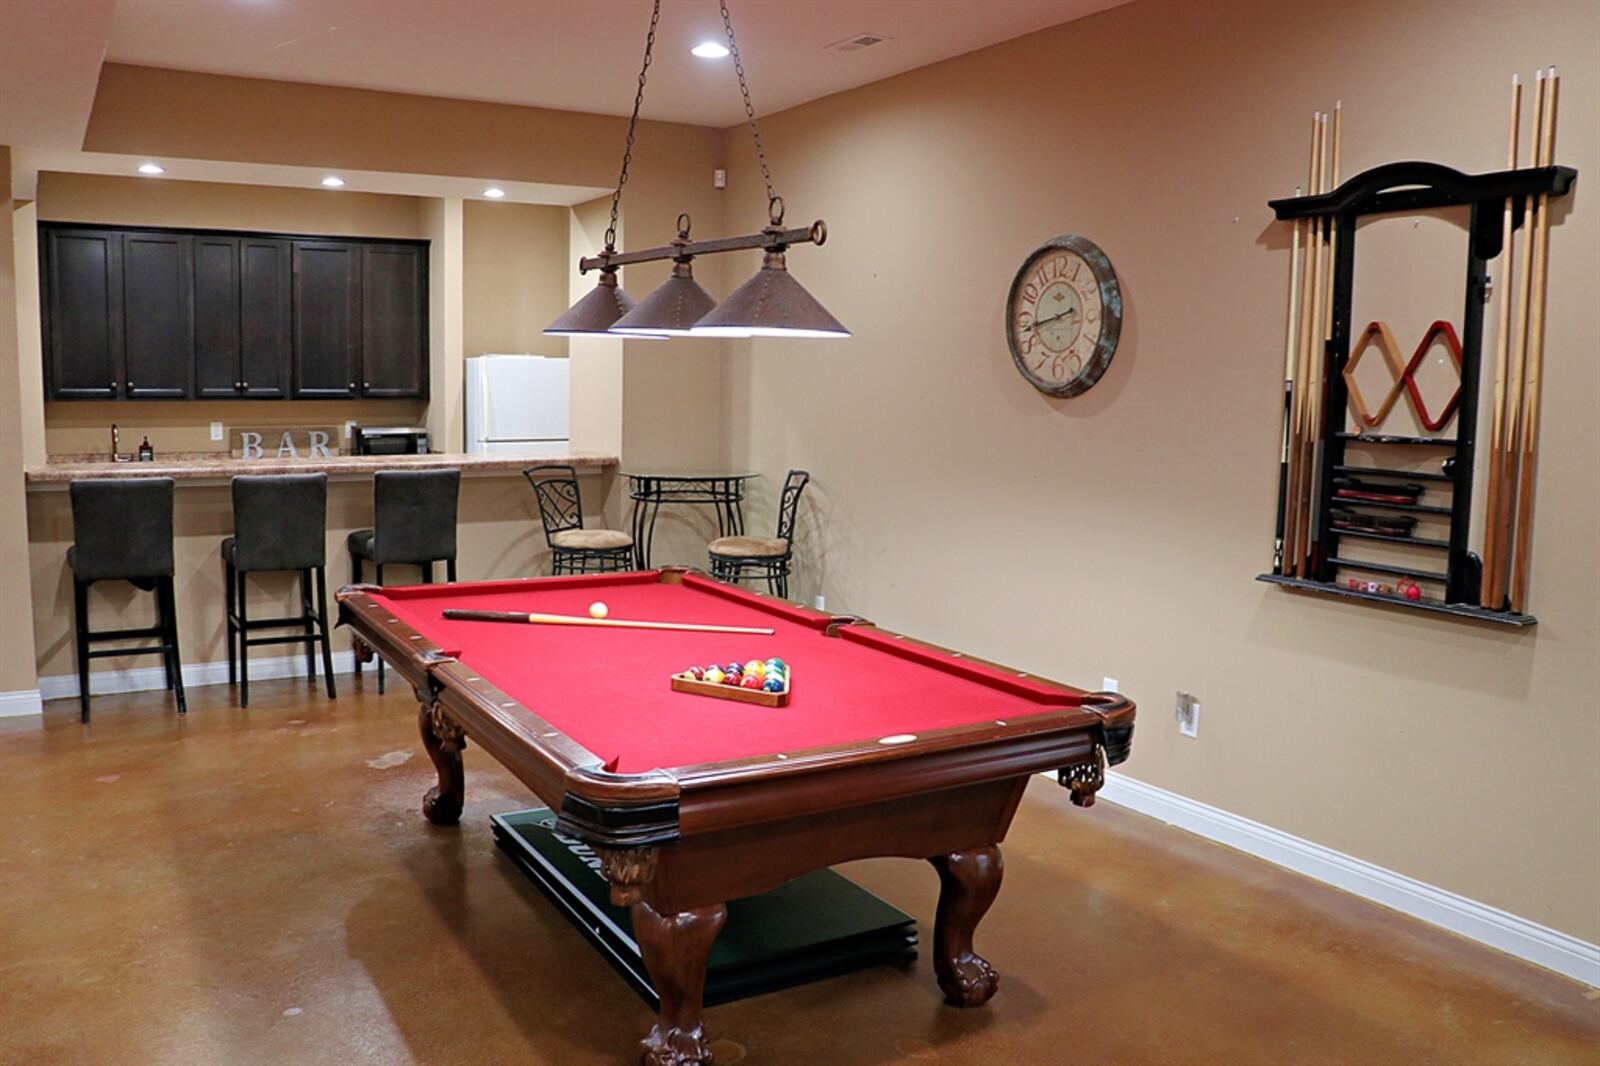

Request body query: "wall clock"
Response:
[1005, 235, 1123, 397]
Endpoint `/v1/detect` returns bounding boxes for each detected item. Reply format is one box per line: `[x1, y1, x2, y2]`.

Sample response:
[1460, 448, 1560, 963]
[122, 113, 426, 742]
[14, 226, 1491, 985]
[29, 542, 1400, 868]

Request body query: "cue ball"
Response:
[589, 601, 609, 619]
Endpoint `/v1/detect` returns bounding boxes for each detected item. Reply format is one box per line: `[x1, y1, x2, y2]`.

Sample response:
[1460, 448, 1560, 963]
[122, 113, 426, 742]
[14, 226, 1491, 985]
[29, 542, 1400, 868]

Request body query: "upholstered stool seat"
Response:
[68, 477, 185, 722]
[708, 535, 788, 558]
[349, 469, 461, 694]
[524, 465, 635, 575]
[551, 528, 634, 551]
[223, 474, 337, 709]
[708, 470, 810, 600]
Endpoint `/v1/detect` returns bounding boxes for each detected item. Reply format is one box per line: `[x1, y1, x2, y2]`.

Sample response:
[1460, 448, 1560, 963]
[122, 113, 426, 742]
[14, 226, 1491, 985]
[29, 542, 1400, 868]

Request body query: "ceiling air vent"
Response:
[827, 33, 890, 53]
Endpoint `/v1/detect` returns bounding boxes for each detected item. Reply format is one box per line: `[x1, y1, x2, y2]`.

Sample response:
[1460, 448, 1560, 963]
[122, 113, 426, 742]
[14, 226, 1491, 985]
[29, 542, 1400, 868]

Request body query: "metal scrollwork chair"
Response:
[524, 465, 635, 575]
[708, 469, 810, 599]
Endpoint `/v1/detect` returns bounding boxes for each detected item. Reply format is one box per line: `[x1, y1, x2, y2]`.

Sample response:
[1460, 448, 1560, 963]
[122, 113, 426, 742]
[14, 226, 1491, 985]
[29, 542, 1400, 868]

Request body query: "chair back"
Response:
[70, 478, 175, 581]
[523, 465, 585, 547]
[372, 469, 460, 564]
[231, 474, 328, 572]
[775, 469, 811, 543]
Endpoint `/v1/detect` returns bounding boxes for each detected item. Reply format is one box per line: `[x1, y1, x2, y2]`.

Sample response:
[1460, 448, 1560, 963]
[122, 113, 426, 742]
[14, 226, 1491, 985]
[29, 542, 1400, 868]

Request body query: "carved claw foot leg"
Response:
[417, 698, 465, 825]
[929, 846, 1003, 1007]
[631, 900, 728, 1066]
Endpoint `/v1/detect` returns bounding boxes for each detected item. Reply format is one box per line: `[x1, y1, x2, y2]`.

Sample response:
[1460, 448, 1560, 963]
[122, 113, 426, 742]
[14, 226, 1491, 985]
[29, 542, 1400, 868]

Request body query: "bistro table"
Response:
[624, 469, 759, 569]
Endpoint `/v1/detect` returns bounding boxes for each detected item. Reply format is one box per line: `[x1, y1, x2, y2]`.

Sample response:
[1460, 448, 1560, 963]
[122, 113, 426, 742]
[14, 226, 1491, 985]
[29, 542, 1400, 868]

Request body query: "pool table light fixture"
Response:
[544, 0, 848, 341]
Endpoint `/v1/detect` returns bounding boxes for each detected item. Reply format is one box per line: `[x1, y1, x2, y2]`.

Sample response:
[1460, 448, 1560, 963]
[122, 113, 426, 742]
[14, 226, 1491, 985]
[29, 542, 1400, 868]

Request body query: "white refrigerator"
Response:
[464, 355, 571, 456]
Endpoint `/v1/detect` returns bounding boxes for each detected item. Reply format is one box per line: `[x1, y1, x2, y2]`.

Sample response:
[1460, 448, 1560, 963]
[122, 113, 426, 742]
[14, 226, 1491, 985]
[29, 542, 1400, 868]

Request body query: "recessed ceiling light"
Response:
[691, 41, 730, 59]
[137, 162, 165, 175]
[321, 175, 346, 188]
[483, 187, 506, 199]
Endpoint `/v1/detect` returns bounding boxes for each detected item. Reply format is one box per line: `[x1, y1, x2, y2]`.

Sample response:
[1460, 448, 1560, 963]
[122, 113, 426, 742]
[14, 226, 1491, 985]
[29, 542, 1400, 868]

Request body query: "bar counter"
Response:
[24, 451, 618, 488]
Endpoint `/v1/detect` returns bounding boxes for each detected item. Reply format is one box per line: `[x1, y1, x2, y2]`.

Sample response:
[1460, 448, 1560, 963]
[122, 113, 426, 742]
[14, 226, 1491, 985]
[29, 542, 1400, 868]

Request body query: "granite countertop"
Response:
[25, 451, 618, 485]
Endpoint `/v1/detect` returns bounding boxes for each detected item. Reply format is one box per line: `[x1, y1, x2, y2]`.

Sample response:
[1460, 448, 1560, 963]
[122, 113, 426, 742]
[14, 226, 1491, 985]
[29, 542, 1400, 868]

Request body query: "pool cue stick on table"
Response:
[1481, 73, 1522, 607]
[1510, 66, 1558, 615]
[442, 609, 776, 636]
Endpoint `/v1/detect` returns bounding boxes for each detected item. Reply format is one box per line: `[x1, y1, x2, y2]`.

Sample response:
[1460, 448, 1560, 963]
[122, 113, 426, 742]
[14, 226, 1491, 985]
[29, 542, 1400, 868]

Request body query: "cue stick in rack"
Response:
[1487, 69, 1546, 609]
[1510, 66, 1558, 614]
[1273, 185, 1304, 575]
[1285, 113, 1322, 576]
[441, 609, 776, 636]
[1293, 111, 1328, 577]
[1480, 74, 1521, 607]
[1306, 103, 1341, 574]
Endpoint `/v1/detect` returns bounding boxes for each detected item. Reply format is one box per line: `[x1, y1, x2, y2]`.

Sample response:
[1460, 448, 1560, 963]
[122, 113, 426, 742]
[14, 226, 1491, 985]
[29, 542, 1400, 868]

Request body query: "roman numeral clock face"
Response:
[1006, 235, 1122, 397]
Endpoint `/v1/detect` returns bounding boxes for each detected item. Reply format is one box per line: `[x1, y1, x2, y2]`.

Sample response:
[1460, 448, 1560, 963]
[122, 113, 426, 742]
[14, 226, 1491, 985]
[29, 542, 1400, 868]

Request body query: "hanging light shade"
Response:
[544, 269, 641, 336]
[611, 260, 718, 335]
[692, 249, 850, 338]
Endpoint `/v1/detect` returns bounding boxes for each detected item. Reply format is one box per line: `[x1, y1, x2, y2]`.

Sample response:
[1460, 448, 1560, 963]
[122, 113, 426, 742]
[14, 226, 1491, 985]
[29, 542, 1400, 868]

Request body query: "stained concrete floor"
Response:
[1, 678, 1595, 1066]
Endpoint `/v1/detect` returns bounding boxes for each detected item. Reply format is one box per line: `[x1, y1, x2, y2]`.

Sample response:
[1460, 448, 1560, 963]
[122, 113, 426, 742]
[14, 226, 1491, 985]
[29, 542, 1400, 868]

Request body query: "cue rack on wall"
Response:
[1257, 73, 1577, 627]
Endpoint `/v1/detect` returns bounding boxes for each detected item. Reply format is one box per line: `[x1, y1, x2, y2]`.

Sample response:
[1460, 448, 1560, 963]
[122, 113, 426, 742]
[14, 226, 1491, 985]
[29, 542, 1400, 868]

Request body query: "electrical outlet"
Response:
[209, 421, 224, 442]
[813, 594, 825, 611]
[1102, 676, 1119, 693]
[713, 168, 728, 189]
[1176, 691, 1200, 738]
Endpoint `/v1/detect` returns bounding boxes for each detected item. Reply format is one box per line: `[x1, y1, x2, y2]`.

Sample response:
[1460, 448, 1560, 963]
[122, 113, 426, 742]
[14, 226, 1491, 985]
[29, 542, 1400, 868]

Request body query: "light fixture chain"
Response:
[720, 0, 778, 221]
[607, 0, 662, 253]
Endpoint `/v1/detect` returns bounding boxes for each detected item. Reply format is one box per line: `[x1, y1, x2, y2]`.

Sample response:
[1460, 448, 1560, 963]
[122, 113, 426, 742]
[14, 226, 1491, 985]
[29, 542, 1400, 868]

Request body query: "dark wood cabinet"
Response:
[291, 241, 362, 399]
[193, 236, 241, 399]
[121, 232, 193, 398]
[240, 239, 292, 398]
[360, 244, 427, 398]
[40, 223, 427, 403]
[42, 228, 123, 399]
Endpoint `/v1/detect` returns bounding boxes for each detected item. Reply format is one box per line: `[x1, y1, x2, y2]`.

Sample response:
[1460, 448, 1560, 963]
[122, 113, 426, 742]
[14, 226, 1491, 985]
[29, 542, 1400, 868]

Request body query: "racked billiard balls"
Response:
[762, 677, 784, 693]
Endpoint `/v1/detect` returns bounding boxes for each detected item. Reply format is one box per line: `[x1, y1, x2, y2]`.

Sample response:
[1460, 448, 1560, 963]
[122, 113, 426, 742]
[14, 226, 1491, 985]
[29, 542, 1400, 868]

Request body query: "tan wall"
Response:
[0, 147, 43, 697]
[724, 0, 1600, 942]
[25, 473, 613, 683]
[462, 200, 570, 359]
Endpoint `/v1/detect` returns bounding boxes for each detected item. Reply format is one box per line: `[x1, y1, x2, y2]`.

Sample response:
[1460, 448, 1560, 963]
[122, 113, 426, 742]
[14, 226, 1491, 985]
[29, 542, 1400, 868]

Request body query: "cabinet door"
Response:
[360, 243, 427, 398]
[43, 228, 123, 399]
[292, 241, 360, 399]
[122, 232, 193, 398]
[240, 239, 292, 398]
[193, 235, 241, 398]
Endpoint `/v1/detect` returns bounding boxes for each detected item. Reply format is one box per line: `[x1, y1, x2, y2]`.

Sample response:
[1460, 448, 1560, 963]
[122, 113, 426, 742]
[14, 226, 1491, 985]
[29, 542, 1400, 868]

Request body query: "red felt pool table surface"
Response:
[372, 571, 1099, 774]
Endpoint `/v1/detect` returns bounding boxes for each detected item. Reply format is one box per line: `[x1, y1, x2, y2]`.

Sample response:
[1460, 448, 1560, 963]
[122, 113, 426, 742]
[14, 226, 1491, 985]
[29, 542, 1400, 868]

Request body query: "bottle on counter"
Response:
[138, 436, 154, 462]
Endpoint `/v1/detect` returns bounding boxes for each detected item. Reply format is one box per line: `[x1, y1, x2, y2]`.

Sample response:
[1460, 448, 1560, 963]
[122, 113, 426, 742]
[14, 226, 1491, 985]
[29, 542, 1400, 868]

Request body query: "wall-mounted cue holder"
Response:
[1257, 76, 1576, 627]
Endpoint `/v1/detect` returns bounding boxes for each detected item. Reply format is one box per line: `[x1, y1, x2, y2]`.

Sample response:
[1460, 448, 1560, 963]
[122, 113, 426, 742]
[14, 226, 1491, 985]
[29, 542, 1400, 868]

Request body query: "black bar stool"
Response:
[349, 469, 460, 693]
[223, 474, 337, 709]
[709, 470, 811, 599]
[524, 465, 634, 574]
[68, 477, 185, 722]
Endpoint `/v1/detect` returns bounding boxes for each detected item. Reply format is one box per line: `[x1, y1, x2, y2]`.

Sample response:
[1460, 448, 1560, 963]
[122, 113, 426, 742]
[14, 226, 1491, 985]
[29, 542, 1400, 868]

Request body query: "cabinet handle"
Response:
[349, 382, 356, 389]
[241, 381, 249, 390]
[364, 381, 371, 389]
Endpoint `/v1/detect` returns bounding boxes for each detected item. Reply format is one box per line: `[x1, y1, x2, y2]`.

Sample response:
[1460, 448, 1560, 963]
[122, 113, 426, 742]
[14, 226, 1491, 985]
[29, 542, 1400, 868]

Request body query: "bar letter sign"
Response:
[231, 426, 342, 460]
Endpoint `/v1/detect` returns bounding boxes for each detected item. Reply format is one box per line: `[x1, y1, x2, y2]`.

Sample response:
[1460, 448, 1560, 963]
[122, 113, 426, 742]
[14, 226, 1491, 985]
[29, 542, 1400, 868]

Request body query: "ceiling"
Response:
[103, 0, 1130, 128]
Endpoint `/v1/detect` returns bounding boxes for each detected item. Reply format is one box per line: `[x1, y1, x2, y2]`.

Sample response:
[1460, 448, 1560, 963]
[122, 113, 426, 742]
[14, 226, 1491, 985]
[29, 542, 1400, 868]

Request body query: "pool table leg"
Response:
[632, 900, 727, 1066]
[929, 845, 1003, 1007]
[418, 699, 466, 826]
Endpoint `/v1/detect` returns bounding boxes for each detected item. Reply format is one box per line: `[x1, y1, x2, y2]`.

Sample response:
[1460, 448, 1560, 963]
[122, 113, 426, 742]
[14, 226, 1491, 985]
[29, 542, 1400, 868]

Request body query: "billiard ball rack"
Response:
[1256, 148, 1576, 627]
[671, 668, 791, 707]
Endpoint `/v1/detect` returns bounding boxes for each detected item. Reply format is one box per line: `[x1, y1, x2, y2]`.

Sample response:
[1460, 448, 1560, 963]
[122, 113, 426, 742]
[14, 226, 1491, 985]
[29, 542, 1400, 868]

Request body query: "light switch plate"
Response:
[209, 422, 224, 442]
[1102, 677, 1119, 693]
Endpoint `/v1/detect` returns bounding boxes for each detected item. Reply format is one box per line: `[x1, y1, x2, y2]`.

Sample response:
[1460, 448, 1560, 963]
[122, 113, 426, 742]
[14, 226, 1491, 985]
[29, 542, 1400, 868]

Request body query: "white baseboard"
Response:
[38, 650, 358, 702]
[0, 689, 44, 717]
[1094, 772, 1600, 988]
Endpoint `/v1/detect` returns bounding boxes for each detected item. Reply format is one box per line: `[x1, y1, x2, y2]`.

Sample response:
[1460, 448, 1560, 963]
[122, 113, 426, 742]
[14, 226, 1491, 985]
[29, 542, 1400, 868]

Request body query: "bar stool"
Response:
[68, 478, 185, 722]
[348, 469, 460, 694]
[708, 470, 810, 599]
[223, 474, 336, 709]
[524, 465, 633, 575]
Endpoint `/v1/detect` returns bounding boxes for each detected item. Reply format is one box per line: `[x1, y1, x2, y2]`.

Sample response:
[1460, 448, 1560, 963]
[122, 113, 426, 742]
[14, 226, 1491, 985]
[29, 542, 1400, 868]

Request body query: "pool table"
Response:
[337, 569, 1135, 1065]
